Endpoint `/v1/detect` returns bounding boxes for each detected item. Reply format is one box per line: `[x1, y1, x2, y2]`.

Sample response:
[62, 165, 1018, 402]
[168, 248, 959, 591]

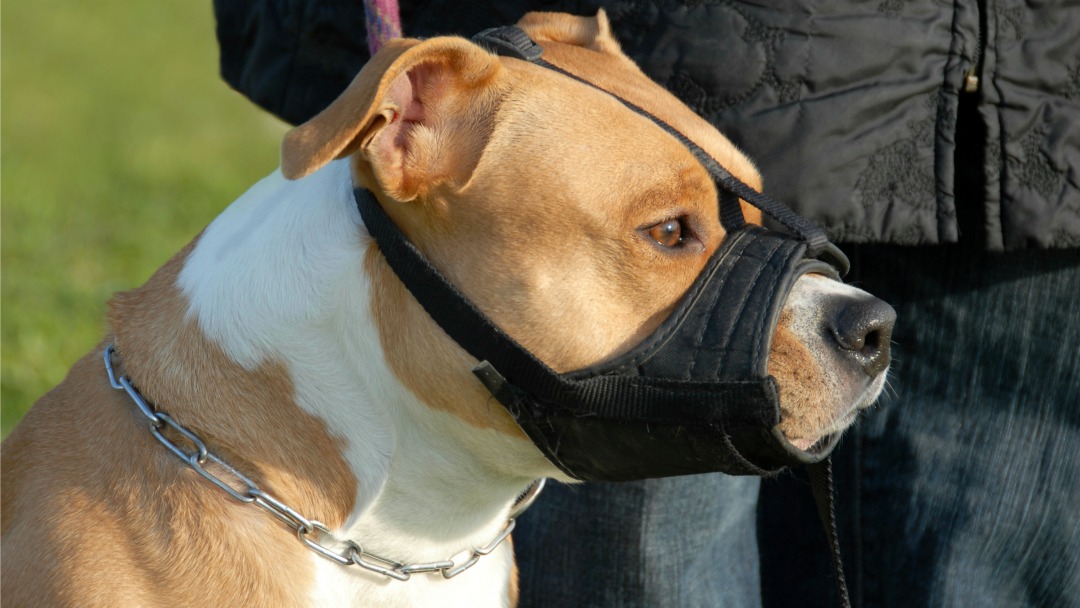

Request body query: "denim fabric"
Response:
[760, 245, 1080, 608]
[515, 475, 762, 608]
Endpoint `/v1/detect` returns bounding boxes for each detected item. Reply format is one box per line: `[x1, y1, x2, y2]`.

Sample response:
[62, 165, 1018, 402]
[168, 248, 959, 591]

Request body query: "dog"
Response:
[1, 11, 893, 607]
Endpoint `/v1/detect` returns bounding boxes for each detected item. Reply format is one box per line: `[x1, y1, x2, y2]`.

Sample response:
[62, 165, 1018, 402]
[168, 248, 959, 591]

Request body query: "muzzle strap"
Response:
[472, 26, 849, 275]
[356, 188, 781, 428]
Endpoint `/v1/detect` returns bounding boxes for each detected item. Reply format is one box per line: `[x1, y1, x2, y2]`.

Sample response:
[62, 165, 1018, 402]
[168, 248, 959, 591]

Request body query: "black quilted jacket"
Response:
[215, 0, 1080, 249]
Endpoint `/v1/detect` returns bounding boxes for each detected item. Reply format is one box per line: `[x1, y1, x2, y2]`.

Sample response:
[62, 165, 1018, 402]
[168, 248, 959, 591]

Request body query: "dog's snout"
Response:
[829, 296, 896, 377]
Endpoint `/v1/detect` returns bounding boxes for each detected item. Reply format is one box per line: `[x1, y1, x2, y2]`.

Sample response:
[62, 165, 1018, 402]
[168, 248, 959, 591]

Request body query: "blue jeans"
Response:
[515, 246, 1080, 607]
[515, 475, 762, 607]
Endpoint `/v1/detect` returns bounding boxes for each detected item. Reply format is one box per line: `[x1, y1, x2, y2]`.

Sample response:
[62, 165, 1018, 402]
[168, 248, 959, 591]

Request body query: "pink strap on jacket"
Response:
[363, 0, 402, 55]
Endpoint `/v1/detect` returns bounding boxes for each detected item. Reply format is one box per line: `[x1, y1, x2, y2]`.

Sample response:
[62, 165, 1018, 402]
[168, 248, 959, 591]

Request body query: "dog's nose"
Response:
[829, 296, 896, 377]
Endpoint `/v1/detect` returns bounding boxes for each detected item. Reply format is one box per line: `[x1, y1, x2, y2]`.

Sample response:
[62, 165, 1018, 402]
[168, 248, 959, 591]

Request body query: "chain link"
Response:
[103, 344, 544, 581]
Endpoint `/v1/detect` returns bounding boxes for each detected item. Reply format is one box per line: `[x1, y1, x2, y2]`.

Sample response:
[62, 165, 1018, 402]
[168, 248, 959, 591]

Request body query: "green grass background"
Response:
[2, 1, 290, 436]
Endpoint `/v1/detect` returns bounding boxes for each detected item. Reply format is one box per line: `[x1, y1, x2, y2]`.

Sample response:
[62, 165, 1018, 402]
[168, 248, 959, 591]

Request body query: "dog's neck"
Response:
[110, 160, 537, 601]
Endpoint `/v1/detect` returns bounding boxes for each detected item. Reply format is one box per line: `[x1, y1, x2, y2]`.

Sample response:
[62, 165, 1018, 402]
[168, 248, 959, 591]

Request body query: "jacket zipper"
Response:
[963, 4, 984, 93]
[963, 34, 982, 92]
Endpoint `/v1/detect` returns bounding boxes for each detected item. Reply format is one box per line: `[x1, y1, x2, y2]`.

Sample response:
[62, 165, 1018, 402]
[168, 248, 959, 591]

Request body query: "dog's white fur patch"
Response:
[179, 160, 540, 605]
[179, 160, 396, 511]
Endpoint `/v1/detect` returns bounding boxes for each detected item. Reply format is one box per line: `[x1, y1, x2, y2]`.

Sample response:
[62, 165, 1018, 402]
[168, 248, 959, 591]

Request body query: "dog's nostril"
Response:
[829, 297, 896, 377]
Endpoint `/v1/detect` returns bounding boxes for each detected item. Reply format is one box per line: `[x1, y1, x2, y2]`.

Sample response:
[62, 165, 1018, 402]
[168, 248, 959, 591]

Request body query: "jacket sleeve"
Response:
[213, 0, 545, 126]
[213, 0, 372, 126]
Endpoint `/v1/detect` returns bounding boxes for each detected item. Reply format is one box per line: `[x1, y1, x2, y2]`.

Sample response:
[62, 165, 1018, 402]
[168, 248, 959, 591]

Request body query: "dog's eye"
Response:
[647, 219, 684, 248]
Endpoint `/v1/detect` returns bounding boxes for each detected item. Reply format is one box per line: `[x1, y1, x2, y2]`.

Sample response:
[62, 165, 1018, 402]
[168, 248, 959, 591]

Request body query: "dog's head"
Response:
[281, 11, 892, 471]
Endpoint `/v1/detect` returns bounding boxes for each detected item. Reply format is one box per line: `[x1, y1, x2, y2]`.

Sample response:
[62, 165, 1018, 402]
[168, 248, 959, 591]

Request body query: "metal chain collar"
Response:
[103, 344, 545, 581]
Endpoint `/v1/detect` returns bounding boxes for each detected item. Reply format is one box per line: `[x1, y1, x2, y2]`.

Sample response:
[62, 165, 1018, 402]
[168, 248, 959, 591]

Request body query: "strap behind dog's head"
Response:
[473, 26, 849, 277]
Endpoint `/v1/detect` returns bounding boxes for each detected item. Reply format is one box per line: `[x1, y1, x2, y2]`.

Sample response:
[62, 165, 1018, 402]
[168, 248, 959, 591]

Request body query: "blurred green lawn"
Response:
[1, 1, 289, 436]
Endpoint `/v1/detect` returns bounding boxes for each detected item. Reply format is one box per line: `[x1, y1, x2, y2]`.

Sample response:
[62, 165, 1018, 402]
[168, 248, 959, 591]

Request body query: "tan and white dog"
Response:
[1, 11, 892, 607]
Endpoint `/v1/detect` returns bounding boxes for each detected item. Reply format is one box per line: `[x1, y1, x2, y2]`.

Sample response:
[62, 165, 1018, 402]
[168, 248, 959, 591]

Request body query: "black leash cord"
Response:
[807, 457, 852, 608]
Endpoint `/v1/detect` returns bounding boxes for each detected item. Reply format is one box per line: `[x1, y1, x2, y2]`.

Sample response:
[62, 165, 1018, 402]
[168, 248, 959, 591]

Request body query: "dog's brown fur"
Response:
[2, 243, 357, 605]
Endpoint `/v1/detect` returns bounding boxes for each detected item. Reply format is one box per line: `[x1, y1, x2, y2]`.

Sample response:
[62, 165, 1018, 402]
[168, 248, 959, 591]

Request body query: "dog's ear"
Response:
[281, 37, 502, 199]
[516, 9, 623, 55]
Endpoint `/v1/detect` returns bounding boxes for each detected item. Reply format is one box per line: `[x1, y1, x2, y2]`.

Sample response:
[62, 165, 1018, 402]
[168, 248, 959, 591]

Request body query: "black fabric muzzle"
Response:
[355, 25, 851, 482]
